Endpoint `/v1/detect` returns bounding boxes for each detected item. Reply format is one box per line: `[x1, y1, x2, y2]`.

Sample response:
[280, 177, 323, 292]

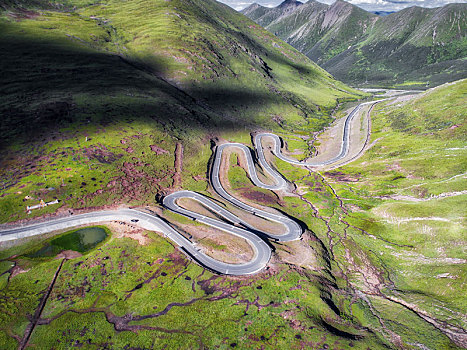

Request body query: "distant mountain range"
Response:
[242, 0, 467, 87]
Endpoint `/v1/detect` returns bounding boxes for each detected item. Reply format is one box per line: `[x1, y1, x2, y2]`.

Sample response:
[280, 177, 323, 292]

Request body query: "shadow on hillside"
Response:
[0, 34, 285, 153]
[230, 29, 321, 77]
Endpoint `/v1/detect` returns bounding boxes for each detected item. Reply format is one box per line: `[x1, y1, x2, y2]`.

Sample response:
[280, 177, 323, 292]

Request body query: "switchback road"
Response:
[0, 99, 383, 275]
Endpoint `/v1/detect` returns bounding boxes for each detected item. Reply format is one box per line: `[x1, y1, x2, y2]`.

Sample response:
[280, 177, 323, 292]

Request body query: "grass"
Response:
[0, 0, 465, 348]
[1, 83, 464, 347]
[0, 227, 389, 349]
[326, 81, 467, 335]
[0, 0, 361, 223]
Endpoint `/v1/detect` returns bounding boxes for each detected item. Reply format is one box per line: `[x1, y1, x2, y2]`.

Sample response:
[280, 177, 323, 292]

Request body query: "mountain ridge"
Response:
[242, 0, 467, 87]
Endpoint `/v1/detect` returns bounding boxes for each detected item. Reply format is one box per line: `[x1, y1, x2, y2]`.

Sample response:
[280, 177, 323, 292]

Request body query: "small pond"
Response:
[26, 227, 108, 258]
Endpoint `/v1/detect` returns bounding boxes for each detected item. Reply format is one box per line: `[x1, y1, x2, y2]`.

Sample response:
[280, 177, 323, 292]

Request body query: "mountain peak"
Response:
[243, 2, 262, 11]
[240, 2, 266, 16]
[329, 0, 352, 9]
[278, 0, 303, 9]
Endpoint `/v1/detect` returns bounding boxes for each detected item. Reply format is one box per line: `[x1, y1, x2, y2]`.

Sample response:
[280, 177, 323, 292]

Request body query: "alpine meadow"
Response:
[0, 0, 465, 349]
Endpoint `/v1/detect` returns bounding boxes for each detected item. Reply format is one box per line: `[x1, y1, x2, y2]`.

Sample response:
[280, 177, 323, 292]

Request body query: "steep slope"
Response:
[244, 0, 467, 87]
[0, 0, 359, 222]
[325, 3, 467, 86]
[270, 0, 377, 64]
[241, 2, 271, 21]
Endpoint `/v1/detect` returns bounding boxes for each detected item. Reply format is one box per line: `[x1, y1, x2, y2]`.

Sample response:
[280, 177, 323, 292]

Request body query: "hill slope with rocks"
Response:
[243, 0, 467, 87]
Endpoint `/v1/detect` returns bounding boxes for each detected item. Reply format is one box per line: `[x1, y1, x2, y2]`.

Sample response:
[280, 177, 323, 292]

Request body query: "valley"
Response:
[1, 83, 465, 349]
[243, 0, 467, 87]
[0, 0, 465, 349]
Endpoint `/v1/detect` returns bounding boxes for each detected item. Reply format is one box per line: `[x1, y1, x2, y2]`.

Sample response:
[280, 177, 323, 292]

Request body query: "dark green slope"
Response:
[244, 0, 467, 87]
[0, 0, 358, 144]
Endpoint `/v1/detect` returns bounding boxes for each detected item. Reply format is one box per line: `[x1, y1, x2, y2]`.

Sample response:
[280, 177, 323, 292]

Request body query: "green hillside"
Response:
[335, 79, 467, 348]
[0, 0, 359, 223]
[1, 0, 465, 349]
[243, 0, 467, 87]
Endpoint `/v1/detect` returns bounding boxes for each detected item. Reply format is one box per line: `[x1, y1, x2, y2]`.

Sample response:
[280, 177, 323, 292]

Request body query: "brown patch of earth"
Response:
[274, 233, 320, 271]
[175, 222, 254, 264]
[324, 171, 360, 182]
[227, 205, 286, 236]
[10, 265, 30, 279]
[107, 221, 151, 245]
[55, 250, 82, 260]
[177, 198, 226, 221]
[344, 243, 385, 294]
[7, 9, 40, 21]
[384, 161, 418, 179]
[192, 174, 206, 181]
[172, 142, 183, 189]
[102, 159, 172, 202]
[237, 187, 281, 206]
[150, 145, 169, 155]
[84, 145, 122, 164]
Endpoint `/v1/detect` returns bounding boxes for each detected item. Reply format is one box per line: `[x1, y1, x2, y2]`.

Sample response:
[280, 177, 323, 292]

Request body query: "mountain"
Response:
[0, 0, 359, 221]
[242, 0, 304, 28]
[1, 1, 466, 349]
[241, 0, 379, 70]
[242, 0, 467, 87]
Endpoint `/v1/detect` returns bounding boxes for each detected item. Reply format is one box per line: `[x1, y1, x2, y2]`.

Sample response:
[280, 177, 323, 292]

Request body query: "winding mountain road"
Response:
[0, 99, 381, 275]
[255, 100, 381, 167]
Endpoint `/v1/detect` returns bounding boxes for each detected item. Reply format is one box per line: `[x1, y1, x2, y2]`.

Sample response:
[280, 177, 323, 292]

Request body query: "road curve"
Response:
[210, 144, 301, 241]
[0, 100, 377, 275]
[0, 207, 270, 275]
[255, 101, 382, 167]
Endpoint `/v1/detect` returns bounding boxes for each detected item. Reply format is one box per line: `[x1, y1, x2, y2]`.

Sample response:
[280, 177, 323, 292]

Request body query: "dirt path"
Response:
[172, 142, 183, 189]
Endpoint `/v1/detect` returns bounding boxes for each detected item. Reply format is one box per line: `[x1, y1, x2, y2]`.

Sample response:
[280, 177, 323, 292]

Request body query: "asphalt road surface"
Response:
[0, 100, 381, 275]
[255, 101, 382, 167]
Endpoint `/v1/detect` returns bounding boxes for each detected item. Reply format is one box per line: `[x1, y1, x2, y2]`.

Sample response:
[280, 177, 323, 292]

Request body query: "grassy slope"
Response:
[334, 4, 467, 87]
[0, 0, 360, 223]
[1, 1, 464, 349]
[325, 80, 467, 346]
